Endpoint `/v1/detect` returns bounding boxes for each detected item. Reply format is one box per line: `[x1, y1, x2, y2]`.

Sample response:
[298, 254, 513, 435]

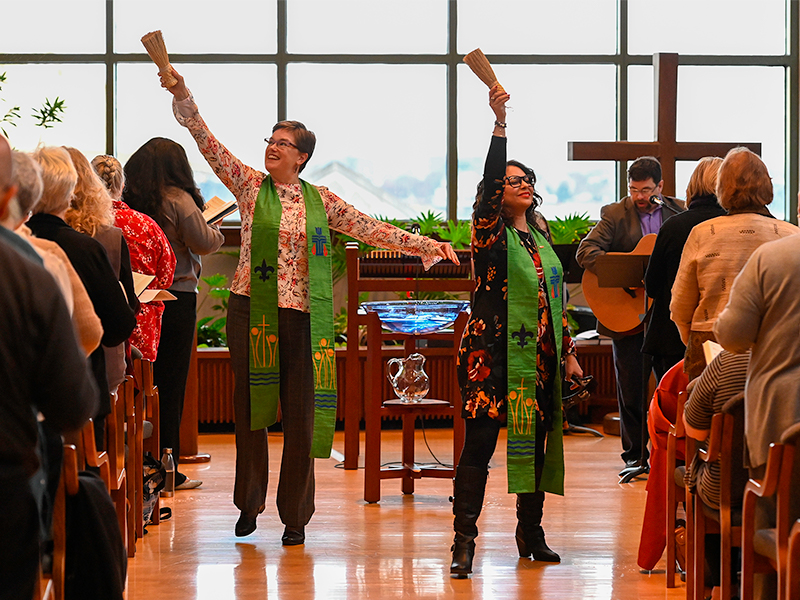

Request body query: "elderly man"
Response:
[0, 133, 98, 600]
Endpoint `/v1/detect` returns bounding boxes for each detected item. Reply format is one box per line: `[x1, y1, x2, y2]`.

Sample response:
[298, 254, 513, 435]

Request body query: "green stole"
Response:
[505, 225, 565, 495]
[249, 176, 337, 458]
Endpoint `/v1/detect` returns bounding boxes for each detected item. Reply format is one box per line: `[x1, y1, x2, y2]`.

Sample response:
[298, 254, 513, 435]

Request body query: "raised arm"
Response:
[322, 188, 458, 268]
[473, 85, 511, 250]
[161, 68, 264, 203]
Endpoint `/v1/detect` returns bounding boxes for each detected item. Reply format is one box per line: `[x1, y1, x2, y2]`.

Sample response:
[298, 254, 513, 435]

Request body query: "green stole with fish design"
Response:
[249, 175, 337, 458]
[505, 225, 565, 495]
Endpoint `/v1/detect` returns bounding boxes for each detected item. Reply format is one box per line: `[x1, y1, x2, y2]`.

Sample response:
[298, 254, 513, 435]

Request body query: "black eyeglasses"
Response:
[265, 138, 298, 150]
[505, 175, 533, 188]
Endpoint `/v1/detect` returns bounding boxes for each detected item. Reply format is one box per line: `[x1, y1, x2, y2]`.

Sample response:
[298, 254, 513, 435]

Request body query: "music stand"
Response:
[594, 252, 652, 483]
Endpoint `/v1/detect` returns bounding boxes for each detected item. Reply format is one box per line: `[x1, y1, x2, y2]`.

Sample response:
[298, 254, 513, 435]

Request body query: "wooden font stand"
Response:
[363, 310, 468, 503]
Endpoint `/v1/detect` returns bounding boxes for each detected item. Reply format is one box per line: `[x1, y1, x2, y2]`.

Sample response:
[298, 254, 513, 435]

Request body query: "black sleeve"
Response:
[473, 136, 508, 246]
[69, 239, 137, 347]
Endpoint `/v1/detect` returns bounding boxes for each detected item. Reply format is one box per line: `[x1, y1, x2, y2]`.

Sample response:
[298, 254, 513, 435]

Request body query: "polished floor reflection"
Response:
[127, 428, 686, 599]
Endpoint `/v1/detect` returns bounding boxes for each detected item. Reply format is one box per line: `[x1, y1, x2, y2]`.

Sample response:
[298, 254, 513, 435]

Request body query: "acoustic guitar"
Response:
[581, 234, 657, 334]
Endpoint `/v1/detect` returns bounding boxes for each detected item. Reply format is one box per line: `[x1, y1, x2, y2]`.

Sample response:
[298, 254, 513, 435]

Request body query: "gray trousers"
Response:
[228, 293, 315, 527]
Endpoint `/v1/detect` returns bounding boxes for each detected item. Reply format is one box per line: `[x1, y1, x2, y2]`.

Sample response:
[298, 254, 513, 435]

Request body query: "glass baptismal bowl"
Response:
[360, 300, 470, 335]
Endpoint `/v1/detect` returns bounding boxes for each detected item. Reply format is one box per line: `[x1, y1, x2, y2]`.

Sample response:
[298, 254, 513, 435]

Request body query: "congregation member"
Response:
[93, 154, 176, 361]
[671, 147, 798, 380]
[450, 84, 583, 577]
[27, 146, 137, 445]
[0, 133, 98, 600]
[65, 146, 139, 393]
[158, 66, 458, 543]
[683, 349, 749, 594]
[643, 157, 725, 381]
[123, 136, 224, 491]
[4, 150, 102, 356]
[577, 157, 685, 474]
[714, 198, 800, 600]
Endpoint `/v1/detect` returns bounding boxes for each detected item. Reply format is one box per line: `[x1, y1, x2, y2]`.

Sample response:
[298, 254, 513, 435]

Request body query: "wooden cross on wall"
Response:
[568, 53, 761, 196]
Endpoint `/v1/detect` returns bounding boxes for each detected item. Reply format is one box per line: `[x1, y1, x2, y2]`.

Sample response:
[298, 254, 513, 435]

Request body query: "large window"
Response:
[1, 0, 797, 222]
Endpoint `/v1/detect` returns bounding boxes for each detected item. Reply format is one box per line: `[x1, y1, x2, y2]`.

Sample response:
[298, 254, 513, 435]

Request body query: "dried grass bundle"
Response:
[463, 48, 504, 92]
[141, 30, 178, 88]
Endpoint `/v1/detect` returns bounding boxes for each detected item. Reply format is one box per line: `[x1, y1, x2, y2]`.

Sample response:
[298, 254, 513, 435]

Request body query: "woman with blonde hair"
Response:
[92, 154, 176, 361]
[671, 148, 798, 379]
[27, 146, 136, 443]
[64, 146, 139, 393]
[643, 157, 726, 381]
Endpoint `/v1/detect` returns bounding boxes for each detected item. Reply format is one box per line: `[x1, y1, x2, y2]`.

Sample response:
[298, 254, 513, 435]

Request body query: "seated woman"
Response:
[28, 146, 137, 443]
[64, 146, 139, 394]
[683, 349, 749, 592]
[670, 147, 798, 380]
[643, 157, 725, 381]
[714, 195, 800, 600]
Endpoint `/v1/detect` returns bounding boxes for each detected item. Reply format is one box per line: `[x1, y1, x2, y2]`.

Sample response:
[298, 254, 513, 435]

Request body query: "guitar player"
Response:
[576, 157, 685, 475]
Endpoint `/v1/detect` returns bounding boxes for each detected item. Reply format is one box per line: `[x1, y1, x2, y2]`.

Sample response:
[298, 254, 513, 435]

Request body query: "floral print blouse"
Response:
[112, 200, 176, 360]
[173, 93, 443, 312]
[457, 136, 576, 425]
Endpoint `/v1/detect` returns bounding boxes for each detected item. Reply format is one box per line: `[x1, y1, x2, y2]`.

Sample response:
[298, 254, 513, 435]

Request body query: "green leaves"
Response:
[31, 96, 66, 129]
[0, 72, 67, 138]
[547, 212, 592, 245]
[435, 219, 472, 249]
[197, 273, 230, 347]
[411, 210, 444, 236]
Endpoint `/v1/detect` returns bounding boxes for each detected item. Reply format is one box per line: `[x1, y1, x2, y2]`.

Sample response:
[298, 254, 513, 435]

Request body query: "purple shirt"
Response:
[639, 206, 663, 236]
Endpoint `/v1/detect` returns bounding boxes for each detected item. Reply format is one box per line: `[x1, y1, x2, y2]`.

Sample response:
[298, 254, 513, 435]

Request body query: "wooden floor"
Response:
[127, 427, 687, 600]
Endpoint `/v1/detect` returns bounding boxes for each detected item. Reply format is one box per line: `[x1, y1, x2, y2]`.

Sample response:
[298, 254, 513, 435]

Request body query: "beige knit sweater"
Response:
[670, 212, 798, 341]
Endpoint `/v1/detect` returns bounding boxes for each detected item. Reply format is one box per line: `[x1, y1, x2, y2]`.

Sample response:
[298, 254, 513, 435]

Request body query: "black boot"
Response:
[450, 466, 488, 578]
[515, 492, 560, 562]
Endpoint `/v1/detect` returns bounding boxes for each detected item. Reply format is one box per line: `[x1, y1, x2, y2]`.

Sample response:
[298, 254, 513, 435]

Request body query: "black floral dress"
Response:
[457, 136, 576, 428]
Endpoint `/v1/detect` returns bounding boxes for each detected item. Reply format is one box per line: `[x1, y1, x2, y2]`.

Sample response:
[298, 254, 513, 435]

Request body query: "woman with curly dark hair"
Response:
[450, 85, 583, 577]
[123, 137, 224, 490]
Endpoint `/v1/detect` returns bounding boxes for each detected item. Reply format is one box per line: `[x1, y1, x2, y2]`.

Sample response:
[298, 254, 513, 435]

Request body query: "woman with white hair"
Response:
[6, 150, 102, 356]
[27, 146, 136, 443]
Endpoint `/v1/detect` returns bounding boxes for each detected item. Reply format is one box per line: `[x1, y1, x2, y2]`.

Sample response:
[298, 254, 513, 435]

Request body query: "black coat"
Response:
[27, 213, 137, 415]
[642, 195, 726, 356]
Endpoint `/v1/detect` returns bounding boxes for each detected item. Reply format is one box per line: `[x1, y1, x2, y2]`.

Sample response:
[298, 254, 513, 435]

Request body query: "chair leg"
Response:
[686, 492, 695, 600]
[693, 496, 707, 600]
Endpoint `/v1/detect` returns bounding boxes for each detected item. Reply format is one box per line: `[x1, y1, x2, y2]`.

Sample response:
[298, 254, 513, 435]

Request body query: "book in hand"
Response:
[133, 272, 176, 303]
[202, 195, 237, 224]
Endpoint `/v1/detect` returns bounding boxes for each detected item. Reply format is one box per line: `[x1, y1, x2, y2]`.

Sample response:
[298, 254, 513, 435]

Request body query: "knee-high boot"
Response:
[450, 465, 489, 577]
[515, 491, 560, 562]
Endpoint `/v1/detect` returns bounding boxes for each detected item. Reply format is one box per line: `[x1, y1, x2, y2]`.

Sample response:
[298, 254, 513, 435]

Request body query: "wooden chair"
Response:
[690, 393, 745, 600]
[363, 309, 468, 503]
[105, 387, 129, 556]
[787, 519, 800, 600]
[119, 376, 137, 557]
[666, 389, 691, 591]
[344, 242, 473, 470]
[741, 421, 800, 600]
[133, 358, 161, 529]
[45, 443, 80, 600]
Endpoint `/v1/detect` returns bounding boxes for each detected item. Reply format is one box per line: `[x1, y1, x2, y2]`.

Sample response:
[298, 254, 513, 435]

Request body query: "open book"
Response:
[133, 272, 176, 303]
[702, 339, 724, 365]
[202, 195, 237, 224]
